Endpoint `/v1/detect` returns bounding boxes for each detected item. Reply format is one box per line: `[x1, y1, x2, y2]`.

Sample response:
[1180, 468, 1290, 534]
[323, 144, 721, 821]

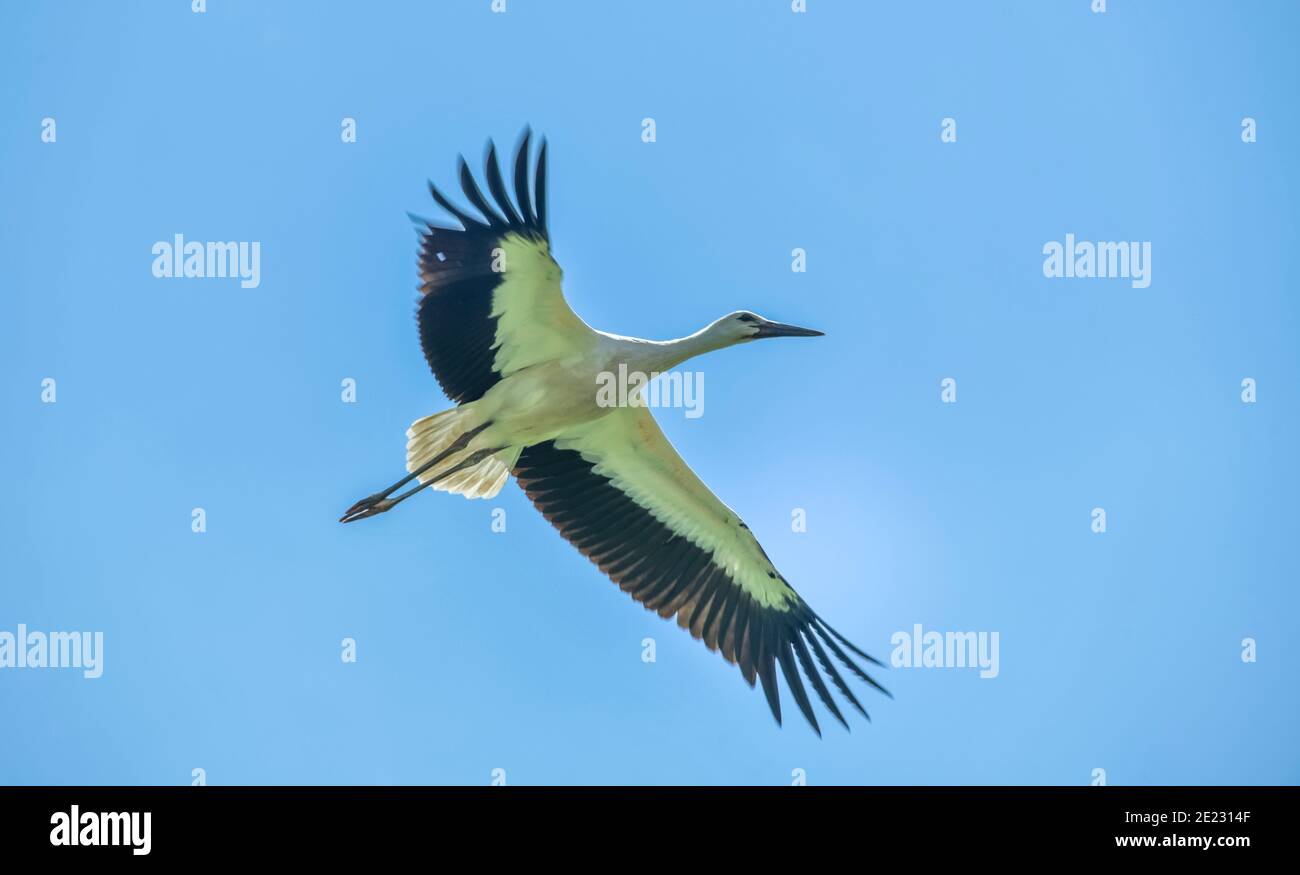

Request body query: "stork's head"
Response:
[657, 310, 825, 370]
[721, 310, 825, 343]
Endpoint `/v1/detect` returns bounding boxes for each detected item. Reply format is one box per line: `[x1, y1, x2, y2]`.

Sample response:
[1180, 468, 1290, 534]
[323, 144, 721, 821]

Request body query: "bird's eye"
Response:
[737, 313, 757, 323]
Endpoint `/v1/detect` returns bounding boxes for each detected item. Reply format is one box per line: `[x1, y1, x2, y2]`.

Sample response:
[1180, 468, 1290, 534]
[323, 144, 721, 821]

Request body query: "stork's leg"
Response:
[340, 445, 504, 523]
[339, 423, 490, 523]
[340, 447, 501, 522]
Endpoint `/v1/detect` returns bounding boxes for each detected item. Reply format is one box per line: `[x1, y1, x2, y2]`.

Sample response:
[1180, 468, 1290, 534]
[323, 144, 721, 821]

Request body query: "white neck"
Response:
[617, 323, 739, 373]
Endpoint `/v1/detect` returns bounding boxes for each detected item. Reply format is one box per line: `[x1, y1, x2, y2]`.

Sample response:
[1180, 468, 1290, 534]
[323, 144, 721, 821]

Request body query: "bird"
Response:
[341, 130, 888, 734]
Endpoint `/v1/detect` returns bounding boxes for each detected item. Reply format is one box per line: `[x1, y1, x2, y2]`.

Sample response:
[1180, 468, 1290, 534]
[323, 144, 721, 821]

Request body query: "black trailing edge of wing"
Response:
[412, 128, 550, 404]
[512, 440, 890, 736]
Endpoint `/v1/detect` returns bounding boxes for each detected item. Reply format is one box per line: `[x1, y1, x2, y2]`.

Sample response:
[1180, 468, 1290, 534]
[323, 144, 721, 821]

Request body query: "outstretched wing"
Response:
[512, 406, 888, 734]
[414, 130, 596, 404]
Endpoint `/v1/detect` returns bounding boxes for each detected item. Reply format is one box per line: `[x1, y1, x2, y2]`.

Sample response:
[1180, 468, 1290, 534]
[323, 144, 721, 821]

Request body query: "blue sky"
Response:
[1, 0, 1296, 785]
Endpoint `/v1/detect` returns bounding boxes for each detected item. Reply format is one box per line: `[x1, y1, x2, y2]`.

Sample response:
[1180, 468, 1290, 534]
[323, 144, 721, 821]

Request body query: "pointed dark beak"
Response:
[754, 320, 825, 339]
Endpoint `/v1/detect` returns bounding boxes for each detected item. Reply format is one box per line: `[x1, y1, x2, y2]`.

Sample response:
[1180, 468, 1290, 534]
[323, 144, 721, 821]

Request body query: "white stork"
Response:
[342, 131, 888, 734]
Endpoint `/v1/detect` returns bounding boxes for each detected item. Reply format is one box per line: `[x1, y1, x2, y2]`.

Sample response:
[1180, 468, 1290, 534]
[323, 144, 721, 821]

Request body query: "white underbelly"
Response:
[477, 360, 609, 447]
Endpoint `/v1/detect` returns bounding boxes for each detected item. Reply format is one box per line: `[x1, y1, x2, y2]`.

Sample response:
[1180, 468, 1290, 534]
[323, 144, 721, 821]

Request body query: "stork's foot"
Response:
[339, 493, 395, 524]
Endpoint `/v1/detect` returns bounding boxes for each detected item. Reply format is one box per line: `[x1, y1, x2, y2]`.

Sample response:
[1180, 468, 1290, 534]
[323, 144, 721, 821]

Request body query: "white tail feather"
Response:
[405, 410, 519, 500]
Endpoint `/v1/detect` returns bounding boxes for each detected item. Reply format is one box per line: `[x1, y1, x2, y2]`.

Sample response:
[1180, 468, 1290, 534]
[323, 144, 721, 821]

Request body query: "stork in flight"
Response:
[341, 131, 888, 734]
